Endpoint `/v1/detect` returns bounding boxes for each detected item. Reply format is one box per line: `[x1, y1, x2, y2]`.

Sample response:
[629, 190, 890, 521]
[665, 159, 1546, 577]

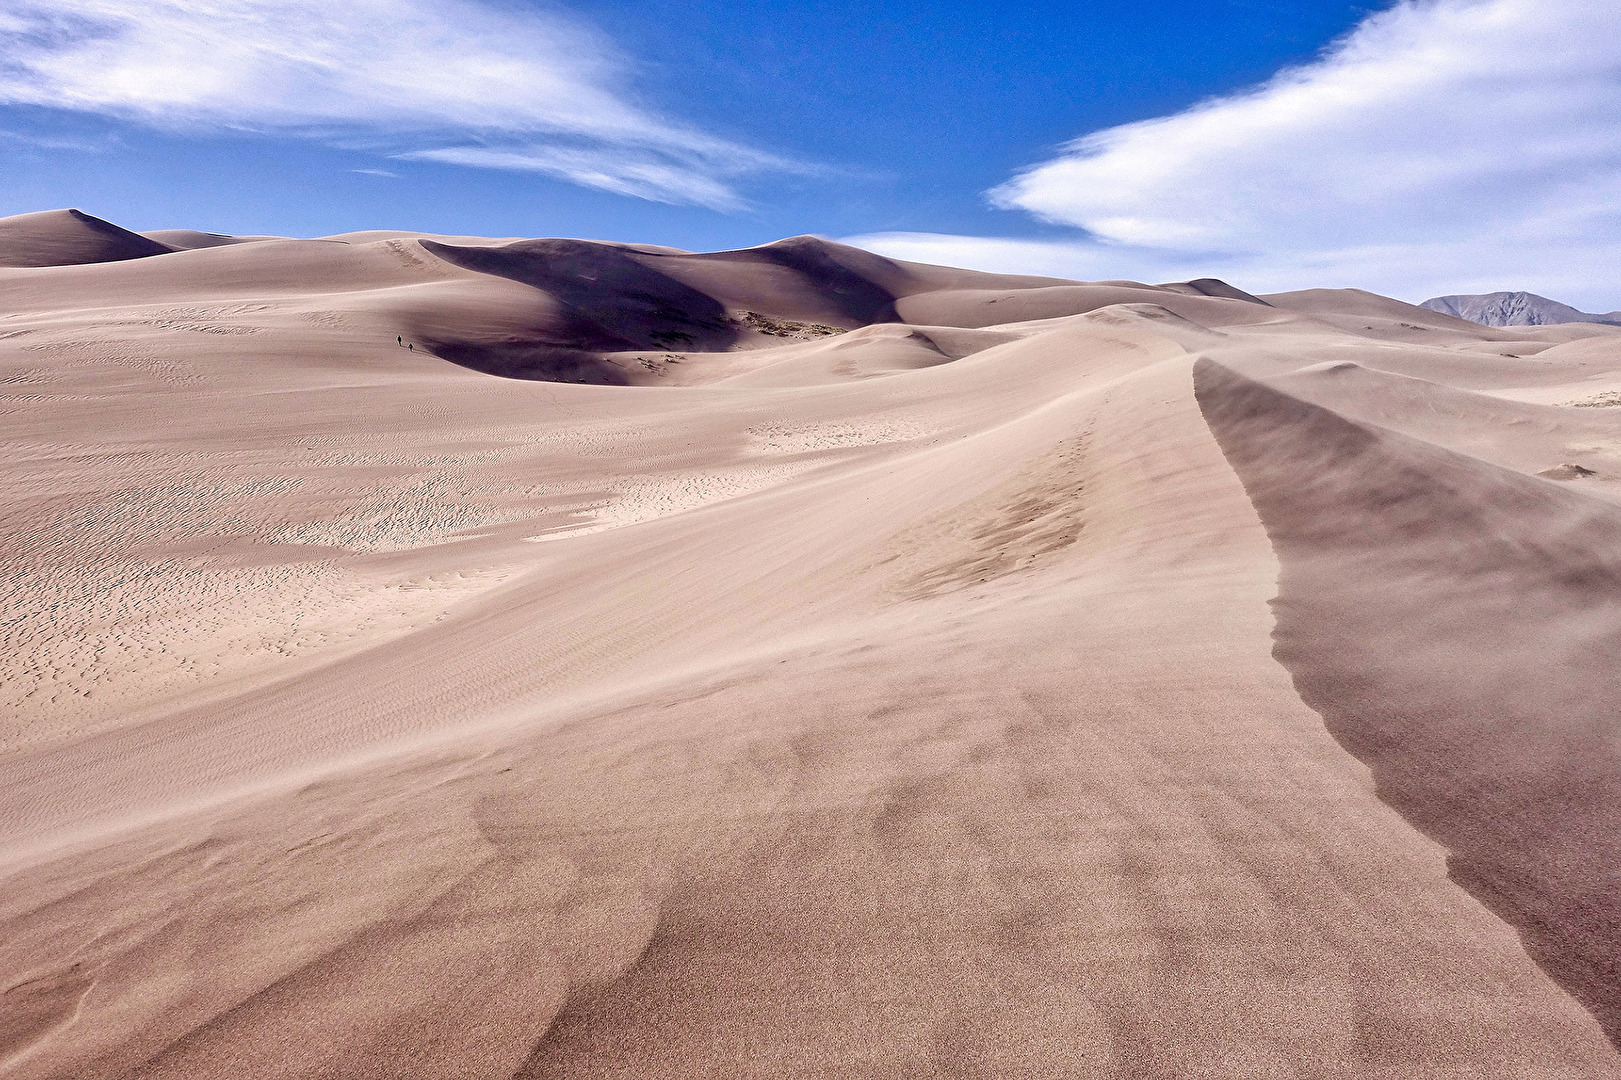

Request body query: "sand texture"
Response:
[3, 211, 1621, 1077]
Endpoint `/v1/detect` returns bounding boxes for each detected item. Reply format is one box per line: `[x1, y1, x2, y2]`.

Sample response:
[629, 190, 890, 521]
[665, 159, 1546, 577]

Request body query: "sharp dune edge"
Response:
[3, 211, 1621, 1077]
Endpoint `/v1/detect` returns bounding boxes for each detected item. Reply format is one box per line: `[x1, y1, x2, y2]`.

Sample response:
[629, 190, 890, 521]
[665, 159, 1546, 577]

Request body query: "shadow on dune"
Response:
[403, 237, 1289, 387]
[424, 240, 740, 352]
[691, 236, 904, 325]
[1158, 277, 1273, 305]
[1196, 357, 1621, 1047]
[0, 208, 175, 268]
[416, 240, 740, 382]
[412, 236, 915, 384]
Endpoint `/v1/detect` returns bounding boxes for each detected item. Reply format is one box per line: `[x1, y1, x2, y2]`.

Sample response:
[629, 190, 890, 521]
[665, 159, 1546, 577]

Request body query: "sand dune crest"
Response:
[0, 209, 175, 268]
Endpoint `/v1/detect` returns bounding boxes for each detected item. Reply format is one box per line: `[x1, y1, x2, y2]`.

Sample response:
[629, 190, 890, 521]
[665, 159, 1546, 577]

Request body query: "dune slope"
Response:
[1198, 356, 1621, 1044]
[2, 211, 1620, 1077]
[0, 209, 175, 268]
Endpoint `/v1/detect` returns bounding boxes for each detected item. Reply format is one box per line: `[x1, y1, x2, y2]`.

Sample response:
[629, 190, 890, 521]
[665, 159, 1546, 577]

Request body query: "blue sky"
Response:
[2, 0, 1618, 306]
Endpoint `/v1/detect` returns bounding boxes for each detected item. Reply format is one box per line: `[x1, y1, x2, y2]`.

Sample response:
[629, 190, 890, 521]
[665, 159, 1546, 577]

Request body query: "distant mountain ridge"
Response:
[1421, 291, 1621, 327]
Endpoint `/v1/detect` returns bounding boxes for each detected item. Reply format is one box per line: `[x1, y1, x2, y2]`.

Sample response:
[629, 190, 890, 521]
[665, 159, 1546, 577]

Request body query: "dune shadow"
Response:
[1195, 356, 1621, 1048]
[693, 237, 903, 326]
[425, 240, 740, 353]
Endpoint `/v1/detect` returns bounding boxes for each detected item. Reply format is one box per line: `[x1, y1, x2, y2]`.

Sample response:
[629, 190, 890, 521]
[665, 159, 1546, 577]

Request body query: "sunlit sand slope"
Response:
[0, 209, 174, 268]
[2, 211, 1621, 1077]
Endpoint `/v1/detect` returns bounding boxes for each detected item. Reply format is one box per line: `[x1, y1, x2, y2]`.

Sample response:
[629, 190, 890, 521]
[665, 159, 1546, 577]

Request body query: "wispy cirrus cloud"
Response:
[401, 140, 788, 213]
[852, 0, 1621, 308]
[0, 0, 793, 208]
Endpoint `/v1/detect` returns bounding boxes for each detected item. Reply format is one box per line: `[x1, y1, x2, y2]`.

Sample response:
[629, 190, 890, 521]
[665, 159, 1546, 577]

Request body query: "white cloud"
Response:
[0, 0, 792, 207]
[402, 141, 783, 212]
[857, 0, 1621, 308]
[0, 126, 112, 152]
[841, 233, 1152, 282]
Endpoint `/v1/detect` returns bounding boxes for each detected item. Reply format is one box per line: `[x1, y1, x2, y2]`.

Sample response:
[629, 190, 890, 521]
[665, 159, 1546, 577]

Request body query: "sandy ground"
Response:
[3, 211, 1621, 1077]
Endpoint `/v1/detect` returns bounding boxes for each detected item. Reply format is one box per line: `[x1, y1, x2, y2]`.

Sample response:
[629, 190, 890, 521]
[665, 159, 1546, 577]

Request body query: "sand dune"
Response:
[1199, 358, 1621, 1044]
[2, 210, 1621, 1077]
[0, 209, 175, 268]
[140, 229, 273, 251]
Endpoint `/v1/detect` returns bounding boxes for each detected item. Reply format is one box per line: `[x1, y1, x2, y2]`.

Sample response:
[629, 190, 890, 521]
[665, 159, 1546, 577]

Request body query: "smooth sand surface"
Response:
[0, 210, 174, 268]
[3, 211, 1621, 1077]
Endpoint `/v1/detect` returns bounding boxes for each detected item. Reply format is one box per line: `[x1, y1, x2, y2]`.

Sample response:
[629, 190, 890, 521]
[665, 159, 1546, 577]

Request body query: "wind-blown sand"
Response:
[3, 210, 1621, 1077]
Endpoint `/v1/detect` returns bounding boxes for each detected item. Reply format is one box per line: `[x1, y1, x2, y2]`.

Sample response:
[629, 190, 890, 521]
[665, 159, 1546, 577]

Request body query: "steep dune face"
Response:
[1159, 277, 1273, 304]
[686, 235, 910, 323]
[2, 215, 1621, 1077]
[418, 238, 742, 380]
[0, 209, 175, 268]
[1197, 357, 1621, 1045]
